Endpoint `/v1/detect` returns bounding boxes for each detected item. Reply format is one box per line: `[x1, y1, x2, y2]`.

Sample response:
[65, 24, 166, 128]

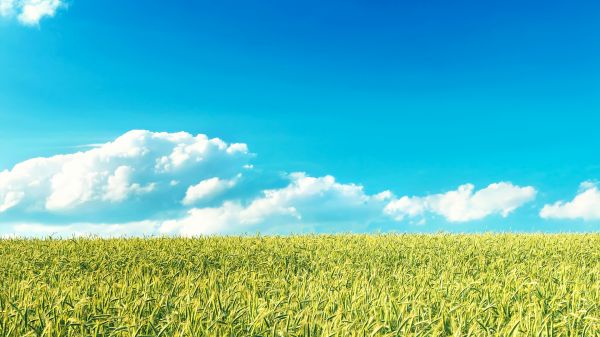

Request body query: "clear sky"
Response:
[1, 0, 599, 236]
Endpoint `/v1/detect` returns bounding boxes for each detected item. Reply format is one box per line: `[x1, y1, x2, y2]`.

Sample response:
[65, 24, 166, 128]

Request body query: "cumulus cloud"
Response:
[0, 0, 64, 25]
[0, 130, 251, 220]
[182, 175, 240, 206]
[0, 129, 539, 237]
[385, 183, 536, 223]
[160, 173, 388, 236]
[3, 172, 389, 237]
[540, 182, 600, 220]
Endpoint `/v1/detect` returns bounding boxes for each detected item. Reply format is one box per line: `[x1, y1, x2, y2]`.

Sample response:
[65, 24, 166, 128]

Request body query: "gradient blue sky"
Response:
[1, 0, 599, 235]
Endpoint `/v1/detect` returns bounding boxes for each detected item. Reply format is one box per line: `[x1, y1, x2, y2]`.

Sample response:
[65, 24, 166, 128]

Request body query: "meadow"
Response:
[0, 234, 598, 337]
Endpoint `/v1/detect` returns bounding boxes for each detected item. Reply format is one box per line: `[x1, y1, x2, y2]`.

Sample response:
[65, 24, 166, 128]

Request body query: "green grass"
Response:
[0, 234, 598, 336]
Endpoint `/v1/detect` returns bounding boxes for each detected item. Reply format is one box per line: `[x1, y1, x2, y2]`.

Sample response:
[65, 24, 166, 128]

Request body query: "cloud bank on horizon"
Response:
[1, 129, 594, 237]
[0, 0, 63, 26]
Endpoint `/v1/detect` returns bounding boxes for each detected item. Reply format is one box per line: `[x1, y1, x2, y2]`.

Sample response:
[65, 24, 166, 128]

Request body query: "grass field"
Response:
[0, 234, 598, 336]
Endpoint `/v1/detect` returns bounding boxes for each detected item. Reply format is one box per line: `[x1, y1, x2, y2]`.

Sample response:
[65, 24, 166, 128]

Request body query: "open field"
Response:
[0, 234, 598, 336]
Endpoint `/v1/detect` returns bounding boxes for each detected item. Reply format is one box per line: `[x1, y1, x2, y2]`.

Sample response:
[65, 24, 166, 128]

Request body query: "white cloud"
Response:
[103, 166, 156, 203]
[0, 129, 542, 237]
[385, 182, 536, 223]
[0, 130, 251, 218]
[0, 0, 64, 26]
[384, 195, 427, 221]
[0, 191, 24, 212]
[182, 175, 240, 205]
[3, 173, 389, 237]
[160, 173, 388, 236]
[0, 0, 15, 16]
[8, 220, 160, 238]
[18, 0, 61, 25]
[540, 182, 600, 220]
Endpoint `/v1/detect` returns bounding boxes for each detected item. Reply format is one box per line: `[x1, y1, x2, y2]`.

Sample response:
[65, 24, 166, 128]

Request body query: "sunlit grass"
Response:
[1, 234, 598, 336]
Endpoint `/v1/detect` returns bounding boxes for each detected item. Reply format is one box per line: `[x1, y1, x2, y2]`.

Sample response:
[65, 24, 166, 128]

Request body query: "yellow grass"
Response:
[1, 234, 598, 336]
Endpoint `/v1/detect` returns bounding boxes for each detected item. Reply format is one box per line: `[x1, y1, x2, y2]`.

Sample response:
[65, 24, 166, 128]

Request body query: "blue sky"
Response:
[1, 0, 599, 236]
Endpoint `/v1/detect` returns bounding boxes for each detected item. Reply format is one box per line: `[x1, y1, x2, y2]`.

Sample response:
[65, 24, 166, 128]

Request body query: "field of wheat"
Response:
[0, 234, 598, 336]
